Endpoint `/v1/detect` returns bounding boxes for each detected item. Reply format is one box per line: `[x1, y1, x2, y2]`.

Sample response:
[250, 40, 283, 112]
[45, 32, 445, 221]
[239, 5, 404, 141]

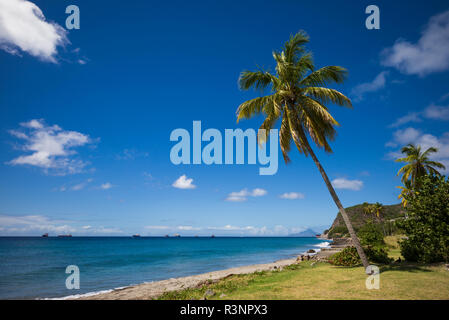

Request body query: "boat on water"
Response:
[42, 233, 49, 237]
[57, 234, 72, 237]
[211, 234, 215, 238]
[164, 234, 169, 238]
[173, 233, 181, 237]
[132, 234, 141, 238]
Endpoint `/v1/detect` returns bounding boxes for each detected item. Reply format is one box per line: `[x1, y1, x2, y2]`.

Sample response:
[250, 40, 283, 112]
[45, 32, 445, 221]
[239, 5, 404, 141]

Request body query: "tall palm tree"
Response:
[236, 31, 370, 270]
[396, 144, 446, 188]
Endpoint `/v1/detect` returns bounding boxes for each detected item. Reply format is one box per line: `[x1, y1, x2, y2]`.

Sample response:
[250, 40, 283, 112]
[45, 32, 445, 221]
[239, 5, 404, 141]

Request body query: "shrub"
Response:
[397, 175, 449, 263]
[329, 247, 361, 267]
[365, 246, 392, 264]
[358, 222, 385, 247]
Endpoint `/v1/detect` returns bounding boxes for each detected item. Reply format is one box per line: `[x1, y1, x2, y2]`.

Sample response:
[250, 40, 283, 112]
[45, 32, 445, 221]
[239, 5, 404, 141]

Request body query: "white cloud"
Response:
[56, 178, 93, 192]
[391, 127, 421, 145]
[279, 192, 305, 200]
[177, 226, 201, 231]
[225, 188, 267, 202]
[0, 214, 75, 234]
[423, 104, 449, 120]
[225, 195, 247, 202]
[0, 0, 68, 62]
[351, 71, 388, 102]
[144, 225, 170, 230]
[0, 214, 123, 235]
[390, 104, 449, 127]
[386, 128, 449, 173]
[381, 10, 449, 76]
[172, 175, 196, 189]
[331, 178, 363, 191]
[7, 119, 93, 175]
[389, 112, 422, 128]
[251, 188, 267, 197]
[100, 182, 113, 190]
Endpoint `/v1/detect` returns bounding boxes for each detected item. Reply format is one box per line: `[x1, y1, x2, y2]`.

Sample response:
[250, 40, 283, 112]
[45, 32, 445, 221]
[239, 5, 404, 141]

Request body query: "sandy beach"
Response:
[70, 241, 343, 300]
[72, 257, 297, 300]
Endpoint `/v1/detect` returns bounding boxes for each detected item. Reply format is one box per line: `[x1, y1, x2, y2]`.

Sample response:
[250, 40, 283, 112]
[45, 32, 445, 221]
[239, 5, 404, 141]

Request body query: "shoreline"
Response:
[63, 240, 336, 300]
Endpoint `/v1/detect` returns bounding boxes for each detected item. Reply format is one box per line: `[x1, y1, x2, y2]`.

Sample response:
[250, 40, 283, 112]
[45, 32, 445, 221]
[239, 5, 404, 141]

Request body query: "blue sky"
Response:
[1, 0, 449, 236]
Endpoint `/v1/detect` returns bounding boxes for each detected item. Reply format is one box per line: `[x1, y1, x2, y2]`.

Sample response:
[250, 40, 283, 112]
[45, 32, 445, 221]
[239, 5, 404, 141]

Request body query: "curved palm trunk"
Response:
[302, 141, 370, 271]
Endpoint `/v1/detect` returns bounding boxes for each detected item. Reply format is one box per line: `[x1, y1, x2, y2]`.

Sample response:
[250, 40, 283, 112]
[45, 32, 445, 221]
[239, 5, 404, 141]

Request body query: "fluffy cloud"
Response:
[225, 188, 267, 202]
[331, 178, 363, 191]
[279, 192, 305, 200]
[390, 127, 421, 146]
[7, 119, 93, 175]
[172, 175, 196, 189]
[381, 10, 449, 76]
[386, 128, 449, 173]
[350, 71, 388, 102]
[0, 0, 68, 62]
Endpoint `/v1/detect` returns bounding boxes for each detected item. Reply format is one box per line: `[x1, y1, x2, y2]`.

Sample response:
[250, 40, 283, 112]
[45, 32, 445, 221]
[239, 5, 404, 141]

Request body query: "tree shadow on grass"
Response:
[379, 262, 433, 273]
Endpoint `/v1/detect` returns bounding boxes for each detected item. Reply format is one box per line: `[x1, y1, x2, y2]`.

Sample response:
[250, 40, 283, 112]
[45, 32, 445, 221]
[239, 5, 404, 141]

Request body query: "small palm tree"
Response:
[372, 202, 383, 219]
[236, 31, 370, 269]
[396, 144, 445, 188]
[397, 180, 413, 207]
[362, 202, 371, 216]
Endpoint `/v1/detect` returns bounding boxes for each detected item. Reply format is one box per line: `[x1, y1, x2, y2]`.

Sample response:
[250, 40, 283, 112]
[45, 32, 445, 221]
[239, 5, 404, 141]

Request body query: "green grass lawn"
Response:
[158, 240, 449, 300]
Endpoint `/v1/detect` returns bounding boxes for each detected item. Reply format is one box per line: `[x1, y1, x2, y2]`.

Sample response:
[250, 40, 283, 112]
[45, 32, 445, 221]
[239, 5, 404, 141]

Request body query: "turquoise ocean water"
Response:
[0, 236, 331, 299]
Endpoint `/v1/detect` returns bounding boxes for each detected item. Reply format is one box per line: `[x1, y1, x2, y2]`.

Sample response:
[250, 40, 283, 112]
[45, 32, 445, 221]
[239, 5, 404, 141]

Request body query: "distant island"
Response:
[288, 228, 320, 237]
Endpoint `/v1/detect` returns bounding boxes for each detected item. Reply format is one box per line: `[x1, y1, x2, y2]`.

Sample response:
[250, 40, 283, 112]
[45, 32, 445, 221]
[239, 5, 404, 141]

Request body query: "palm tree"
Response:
[362, 202, 371, 216]
[372, 202, 383, 219]
[396, 144, 445, 188]
[397, 180, 412, 207]
[236, 31, 370, 270]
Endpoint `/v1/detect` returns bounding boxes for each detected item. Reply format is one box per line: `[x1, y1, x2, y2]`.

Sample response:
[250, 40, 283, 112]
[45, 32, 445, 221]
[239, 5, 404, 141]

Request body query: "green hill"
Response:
[323, 203, 406, 238]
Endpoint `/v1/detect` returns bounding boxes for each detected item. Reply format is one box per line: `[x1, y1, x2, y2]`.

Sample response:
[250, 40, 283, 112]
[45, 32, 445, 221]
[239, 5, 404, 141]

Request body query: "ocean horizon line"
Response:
[0, 235, 324, 238]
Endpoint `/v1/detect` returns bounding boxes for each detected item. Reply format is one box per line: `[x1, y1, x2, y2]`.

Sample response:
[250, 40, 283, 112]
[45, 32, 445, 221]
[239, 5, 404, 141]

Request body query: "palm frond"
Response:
[236, 95, 273, 122]
[303, 87, 352, 108]
[238, 70, 278, 91]
[300, 66, 348, 87]
[283, 31, 309, 64]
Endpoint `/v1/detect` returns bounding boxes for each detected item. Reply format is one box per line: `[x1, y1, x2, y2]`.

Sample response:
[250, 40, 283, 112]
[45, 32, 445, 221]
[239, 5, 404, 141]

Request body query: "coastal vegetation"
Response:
[325, 203, 405, 238]
[236, 31, 369, 268]
[397, 174, 449, 263]
[158, 236, 449, 300]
